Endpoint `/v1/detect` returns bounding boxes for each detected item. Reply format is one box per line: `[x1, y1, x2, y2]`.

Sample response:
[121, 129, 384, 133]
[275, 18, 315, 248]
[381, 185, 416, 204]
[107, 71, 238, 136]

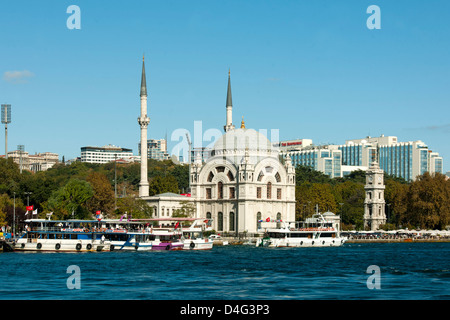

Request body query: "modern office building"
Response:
[138, 139, 170, 161]
[80, 145, 133, 164]
[280, 135, 444, 181]
[344, 135, 443, 181]
[283, 144, 342, 179]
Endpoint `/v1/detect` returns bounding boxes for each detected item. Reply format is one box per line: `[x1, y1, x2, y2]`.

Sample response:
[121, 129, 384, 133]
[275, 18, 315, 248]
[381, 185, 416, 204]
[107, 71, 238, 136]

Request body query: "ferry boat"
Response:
[256, 213, 347, 248]
[14, 219, 110, 252]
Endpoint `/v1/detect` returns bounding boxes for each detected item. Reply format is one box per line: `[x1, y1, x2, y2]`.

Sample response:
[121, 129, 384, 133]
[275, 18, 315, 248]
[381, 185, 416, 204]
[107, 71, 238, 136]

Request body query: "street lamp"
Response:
[24, 192, 32, 206]
[1, 104, 11, 158]
[13, 192, 16, 240]
[18, 145, 24, 173]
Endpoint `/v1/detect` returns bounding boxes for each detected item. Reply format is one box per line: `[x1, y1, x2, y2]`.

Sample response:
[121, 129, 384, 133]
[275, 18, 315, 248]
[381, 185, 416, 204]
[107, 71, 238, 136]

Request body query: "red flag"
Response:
[26, 205, 34, 211]
[266, 217, 270, 222]
[174, 222, 180, 230]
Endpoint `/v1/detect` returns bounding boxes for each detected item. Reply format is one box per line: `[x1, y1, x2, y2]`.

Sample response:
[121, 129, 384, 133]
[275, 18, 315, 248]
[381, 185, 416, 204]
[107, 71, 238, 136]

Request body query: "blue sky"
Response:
[1, 0, 449, 172]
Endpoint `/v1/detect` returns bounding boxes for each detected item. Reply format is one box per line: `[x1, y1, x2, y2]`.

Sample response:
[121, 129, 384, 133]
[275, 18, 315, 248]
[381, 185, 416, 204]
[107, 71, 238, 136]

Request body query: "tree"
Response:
[173, 200, 196, 218]
[332, 181, 365, 229]
[406, 172, 450, 229]
[148, 175, 179, 196]
[295, 165, 332, 185]
[115, 196, 153, 219]
[46, 178, 94, 220]
[86, 172, 115, 215]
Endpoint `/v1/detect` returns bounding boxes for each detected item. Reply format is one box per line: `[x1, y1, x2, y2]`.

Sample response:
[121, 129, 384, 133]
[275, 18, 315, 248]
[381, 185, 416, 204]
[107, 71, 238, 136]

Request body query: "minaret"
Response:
[224, 69, 235, 132]
[138, 55, 150, 197]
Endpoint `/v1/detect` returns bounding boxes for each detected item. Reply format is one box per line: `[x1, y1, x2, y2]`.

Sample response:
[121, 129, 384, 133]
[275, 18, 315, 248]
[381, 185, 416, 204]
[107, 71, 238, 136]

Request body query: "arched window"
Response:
[257, 212, 262, 230]
[275, 172, 281, 183]
[206, 212, 211, 220]
[218, 182, 223, 199]
[267, 182, 272, 199]
[276, 212, 281, 228]
[218, 212, 223, 231]
[207, 171, 214, 182]
[229, 212, 235, 231]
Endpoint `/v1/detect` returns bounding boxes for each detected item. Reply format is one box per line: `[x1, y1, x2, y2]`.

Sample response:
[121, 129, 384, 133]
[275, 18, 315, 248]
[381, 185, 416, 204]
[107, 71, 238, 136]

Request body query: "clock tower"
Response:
[363, 161, 386, 231]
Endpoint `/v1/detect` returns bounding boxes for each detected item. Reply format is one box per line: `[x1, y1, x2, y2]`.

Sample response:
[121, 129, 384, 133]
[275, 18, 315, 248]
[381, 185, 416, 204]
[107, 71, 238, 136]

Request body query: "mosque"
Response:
[138, 59, 296, 234]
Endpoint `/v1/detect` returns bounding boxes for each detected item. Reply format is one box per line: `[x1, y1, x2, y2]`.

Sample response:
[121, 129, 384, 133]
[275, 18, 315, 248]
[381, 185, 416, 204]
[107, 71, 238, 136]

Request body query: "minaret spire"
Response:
[138, 56, 150, 197]
[140, 55, 147, 97]
[224, 69, 235, 132]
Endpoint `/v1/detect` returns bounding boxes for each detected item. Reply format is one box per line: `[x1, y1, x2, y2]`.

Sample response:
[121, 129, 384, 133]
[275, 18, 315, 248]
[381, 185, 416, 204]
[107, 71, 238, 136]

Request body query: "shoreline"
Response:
[220, 237, 450, 245]
[346, 238, 450, 243]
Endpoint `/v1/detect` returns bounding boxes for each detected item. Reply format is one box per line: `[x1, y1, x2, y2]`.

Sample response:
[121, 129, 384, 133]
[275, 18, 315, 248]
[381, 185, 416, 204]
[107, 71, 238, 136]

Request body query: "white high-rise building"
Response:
[80, 145, 133, 164]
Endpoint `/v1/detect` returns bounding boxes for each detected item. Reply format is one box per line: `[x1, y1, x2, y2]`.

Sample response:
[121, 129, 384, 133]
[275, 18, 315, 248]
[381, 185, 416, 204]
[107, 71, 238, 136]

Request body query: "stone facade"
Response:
[363, 161, 386, 230]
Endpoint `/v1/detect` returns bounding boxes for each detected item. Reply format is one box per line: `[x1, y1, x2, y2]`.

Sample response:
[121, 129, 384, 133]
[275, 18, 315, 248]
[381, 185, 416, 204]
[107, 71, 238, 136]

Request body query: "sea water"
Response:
[0, 243, 449, 300]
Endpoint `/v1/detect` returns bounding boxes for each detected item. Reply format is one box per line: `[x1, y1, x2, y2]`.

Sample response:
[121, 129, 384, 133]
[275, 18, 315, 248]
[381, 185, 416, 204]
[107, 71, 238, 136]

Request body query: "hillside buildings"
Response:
[3, 150, 59, 172]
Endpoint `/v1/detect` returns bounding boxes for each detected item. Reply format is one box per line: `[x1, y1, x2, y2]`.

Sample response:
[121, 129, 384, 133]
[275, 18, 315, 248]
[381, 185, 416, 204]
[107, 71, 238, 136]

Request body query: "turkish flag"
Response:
[26, 205, 34, 211]
[266, 217, 270, 222]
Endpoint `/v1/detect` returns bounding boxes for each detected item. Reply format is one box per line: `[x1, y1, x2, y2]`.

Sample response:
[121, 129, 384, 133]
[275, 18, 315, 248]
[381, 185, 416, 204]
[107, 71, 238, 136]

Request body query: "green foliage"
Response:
[115, 196, 153, 219]
[173, 200, 196, 218]
[46, 178, 94, 220]
[148, 175, 179, 196]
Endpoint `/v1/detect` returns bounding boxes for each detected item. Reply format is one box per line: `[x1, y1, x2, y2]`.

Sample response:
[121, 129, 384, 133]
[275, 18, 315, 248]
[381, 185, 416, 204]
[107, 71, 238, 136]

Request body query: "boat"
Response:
[181, 218, 214, 250]
[96, 219, 153, 251]
[209, 234, 229, 246]
[129, 218, 185, 251]
[256, 213, 347, 248]
[14, 219, 111, 252]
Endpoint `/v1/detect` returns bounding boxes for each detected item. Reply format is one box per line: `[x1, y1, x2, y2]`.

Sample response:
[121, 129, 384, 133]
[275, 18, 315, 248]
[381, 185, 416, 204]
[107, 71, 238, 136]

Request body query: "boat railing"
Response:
[289, 227, 336, 232]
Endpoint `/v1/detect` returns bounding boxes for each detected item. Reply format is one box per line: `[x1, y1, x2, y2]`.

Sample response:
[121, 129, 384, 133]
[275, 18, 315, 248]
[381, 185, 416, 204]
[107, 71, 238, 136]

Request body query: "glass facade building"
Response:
[280, 135, 443, 181]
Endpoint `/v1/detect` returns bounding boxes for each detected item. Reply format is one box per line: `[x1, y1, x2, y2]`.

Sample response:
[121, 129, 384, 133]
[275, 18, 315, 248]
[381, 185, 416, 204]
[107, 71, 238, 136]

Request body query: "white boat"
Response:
[15, 219, 110, 252]
[256, 213, 347, 248]
[101, 219, 186, 251]
[97, 219, 153, 251]
[209, 234, 229, 246]
[181, 218, 214, 250]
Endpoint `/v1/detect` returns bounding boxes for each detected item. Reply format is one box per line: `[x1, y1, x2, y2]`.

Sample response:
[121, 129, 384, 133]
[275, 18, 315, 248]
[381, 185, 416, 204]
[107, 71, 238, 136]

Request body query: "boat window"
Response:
[289, 233, 309, 238]
[320, 233, 333, 237]
[268, 232, 285, 238]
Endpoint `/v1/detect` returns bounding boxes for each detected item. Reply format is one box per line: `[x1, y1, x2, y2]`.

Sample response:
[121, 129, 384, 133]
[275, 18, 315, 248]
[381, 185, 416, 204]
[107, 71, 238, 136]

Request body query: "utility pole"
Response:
[186, 133, 192, 193]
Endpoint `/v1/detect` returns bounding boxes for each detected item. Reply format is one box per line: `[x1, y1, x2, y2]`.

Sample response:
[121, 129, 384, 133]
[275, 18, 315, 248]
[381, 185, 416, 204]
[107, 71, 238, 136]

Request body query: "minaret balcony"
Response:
[138, 116, 150, 127]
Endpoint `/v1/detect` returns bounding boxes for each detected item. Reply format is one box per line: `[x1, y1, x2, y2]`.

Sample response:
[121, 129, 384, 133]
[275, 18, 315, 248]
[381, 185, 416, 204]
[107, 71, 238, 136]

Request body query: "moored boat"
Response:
[181, 218, 214, 250]
[256, 213, 347, 248]
[14, 219, 110, 252]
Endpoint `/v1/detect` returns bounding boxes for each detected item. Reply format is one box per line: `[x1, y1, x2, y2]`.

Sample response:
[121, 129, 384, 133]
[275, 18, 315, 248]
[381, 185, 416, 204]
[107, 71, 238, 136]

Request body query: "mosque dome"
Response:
[210, 128, 278, 164]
